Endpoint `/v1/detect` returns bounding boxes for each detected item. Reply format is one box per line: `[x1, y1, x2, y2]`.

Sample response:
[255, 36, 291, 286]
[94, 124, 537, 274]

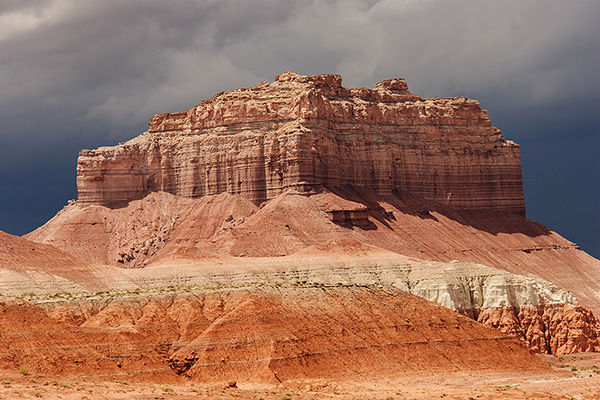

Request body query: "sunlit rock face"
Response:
[77, 71, 524, 215]
[404, 261, 600, 354]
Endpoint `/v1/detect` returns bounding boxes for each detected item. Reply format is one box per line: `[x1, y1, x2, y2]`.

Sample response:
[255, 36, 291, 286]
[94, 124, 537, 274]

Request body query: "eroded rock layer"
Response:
[477, 304, 600, 355]
[77, 72, 524, 214]
[23, 185, 600, 355]
[29, 189, 600, 317]
[0, 287, 549, 382]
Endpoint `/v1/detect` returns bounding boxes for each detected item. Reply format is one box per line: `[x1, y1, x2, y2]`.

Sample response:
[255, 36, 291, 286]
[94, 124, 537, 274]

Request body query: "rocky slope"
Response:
[0, 230, 115, 294]
[0, 286, 550, 383]
[22, 187, 600, 355]
[77, 72, 524, 214]
[28, 188, 600, 317]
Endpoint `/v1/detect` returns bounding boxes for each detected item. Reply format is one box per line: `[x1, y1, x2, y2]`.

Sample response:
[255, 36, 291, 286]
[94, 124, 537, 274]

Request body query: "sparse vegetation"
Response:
[491, 384, 518, 391]
[16, 292, 37, 300]
[8, 281, 386, 305]
[18, 366, 30, 376]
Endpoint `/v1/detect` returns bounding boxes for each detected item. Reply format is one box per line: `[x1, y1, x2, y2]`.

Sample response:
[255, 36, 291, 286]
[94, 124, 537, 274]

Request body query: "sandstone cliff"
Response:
[77, 72, 524, 214]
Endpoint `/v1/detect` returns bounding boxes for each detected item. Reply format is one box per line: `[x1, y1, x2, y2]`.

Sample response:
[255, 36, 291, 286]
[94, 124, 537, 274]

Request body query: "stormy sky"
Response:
[1, 0, 598, 257]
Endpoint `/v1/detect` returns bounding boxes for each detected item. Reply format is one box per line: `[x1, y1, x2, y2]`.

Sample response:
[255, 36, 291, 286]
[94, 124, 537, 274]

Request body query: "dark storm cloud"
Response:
[1, 0, 598, 256]
[2, 0, 597, 132]
[0, 0, 301, 130]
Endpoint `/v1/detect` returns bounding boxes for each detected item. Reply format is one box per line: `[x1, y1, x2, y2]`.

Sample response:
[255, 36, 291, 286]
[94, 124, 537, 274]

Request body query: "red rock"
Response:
[0, 287, 550, 382]
[28, 189, 600, 318]
[22, 73, 600, 358]
[77, 72, 525, 215]
[476, 304, 600, 354]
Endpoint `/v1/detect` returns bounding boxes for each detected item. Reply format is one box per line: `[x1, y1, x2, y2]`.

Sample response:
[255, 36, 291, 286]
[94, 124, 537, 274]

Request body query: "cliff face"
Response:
[77, 71, 524, 214]
[477, 305, 600, 355]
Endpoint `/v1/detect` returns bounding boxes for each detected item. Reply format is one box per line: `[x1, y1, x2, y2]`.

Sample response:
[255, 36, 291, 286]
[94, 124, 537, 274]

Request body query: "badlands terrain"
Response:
[2, 72, 600, 399]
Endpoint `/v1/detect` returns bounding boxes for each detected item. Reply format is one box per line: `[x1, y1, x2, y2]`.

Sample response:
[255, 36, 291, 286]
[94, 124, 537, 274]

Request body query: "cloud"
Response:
[1, 0, 597, 140]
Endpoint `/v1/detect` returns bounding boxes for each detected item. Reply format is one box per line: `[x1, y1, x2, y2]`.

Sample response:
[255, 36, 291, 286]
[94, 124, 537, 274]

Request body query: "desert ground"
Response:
[1, 354, 599, 400]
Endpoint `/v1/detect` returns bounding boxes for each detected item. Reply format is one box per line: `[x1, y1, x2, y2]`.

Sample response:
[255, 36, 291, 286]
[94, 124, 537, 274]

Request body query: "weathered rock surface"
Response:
[397, 259, 600, 354]
[28, 188, 600, 316]
[0, 287, 550, 382]
[478, 304, 600, 354]
[77, 72, 524, 214]
[15, 72, 600, 363]
[18, 191, 600, 357]
[27, 184, 600, 355]
[0, 230, 115, 293]
[27, 192, 258, 267]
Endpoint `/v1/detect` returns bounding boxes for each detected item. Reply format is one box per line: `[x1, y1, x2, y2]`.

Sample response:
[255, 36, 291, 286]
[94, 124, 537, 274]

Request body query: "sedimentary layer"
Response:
[20, 72, 600, 359]
[0, 286, 549, 382]
[477, 304, 600, 355]
[77, 72, 524, 214]
[0, 230, 113, 293]
[28, 189, 600, 317]
[21, 186, 600, 355]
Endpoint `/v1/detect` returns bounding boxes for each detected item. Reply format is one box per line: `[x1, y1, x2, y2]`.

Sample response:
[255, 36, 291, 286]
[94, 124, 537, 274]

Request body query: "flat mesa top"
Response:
[147, 71, 495, 135]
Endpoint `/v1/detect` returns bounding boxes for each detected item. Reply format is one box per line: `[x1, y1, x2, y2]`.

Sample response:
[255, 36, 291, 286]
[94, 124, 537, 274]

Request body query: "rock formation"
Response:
[77, 72, 524, 214]
[477, 304, 600, 354]
[23, 186, 600, 356]
[28, 188, 600, 318]
[0, 287, 550, 382]
[403, 259, 600, 354]
[18, 72, 600, 363]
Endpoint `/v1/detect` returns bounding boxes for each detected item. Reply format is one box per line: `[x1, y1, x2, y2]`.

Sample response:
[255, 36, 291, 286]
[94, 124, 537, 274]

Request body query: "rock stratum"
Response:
[23, 190, 600, 355]
[3, 72, 600, 389]
[77, 71, 524, 215]
[0, 286, 550, 383]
